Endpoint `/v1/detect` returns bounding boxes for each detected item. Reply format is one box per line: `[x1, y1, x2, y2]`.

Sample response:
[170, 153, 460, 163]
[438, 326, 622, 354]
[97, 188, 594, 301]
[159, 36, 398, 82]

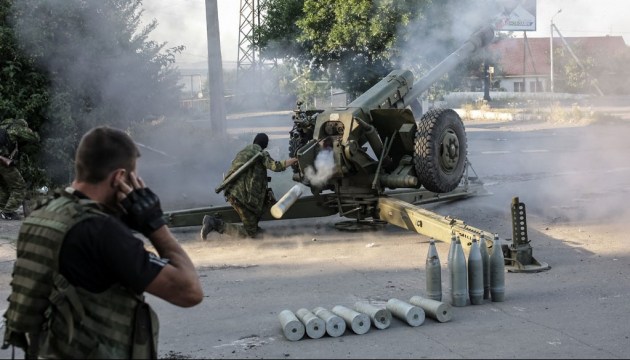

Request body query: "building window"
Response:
[513, 82, 525, 92]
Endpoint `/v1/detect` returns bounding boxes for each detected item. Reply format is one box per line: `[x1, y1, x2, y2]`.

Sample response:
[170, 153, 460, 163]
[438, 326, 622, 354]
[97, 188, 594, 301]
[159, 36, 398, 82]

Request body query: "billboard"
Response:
[496, 0, 537, 31]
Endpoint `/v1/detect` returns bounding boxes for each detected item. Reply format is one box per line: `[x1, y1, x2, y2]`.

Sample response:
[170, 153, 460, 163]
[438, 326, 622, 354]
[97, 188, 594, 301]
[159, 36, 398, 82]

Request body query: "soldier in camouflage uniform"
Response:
[202, 133, 297, 239]
[0, 118, 40, 220]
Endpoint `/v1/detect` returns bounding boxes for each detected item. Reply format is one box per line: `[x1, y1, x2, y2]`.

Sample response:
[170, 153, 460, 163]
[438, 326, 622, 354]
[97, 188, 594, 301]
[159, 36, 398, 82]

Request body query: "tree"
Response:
[2, 0, 184, 185]
[257, 0, 307, 62]
[553, 45, 595, 94]
[604, 47, 630, 94]
[257, 0, 505, 101]
[0, 0, 50, 187]
[257, 0, 423, 98]
[554, 41, 630, 95]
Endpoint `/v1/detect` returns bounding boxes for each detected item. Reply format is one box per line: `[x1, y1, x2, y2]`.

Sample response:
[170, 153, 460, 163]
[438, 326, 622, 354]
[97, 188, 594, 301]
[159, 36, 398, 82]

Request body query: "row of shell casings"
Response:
[278, 296, 452, 341]
[426, 235, 505, 307]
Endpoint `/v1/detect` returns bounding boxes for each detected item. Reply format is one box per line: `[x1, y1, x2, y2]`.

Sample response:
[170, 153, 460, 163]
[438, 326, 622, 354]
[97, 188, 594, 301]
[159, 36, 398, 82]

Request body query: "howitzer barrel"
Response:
[347, 70, 414, 111]
[214, 151, 264, 194]
[338, 25, 495, 115]
[402, 26, 495, 107]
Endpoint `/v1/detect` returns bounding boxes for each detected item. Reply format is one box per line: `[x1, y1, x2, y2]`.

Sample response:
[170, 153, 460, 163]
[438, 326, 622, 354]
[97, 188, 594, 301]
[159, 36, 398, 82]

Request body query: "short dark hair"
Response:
[253, 133, 268, 149]
[75, 126, 140, 183]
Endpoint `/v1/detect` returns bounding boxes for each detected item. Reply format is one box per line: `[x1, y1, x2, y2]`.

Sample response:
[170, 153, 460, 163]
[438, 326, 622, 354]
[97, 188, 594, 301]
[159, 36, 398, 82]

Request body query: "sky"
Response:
[142, 0, 630, 69]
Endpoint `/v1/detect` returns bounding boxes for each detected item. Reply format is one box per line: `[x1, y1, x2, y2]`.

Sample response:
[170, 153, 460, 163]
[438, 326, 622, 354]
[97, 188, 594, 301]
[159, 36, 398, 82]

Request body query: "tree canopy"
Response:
[256, 0, 504, 100]
[1, 0, 184, 185]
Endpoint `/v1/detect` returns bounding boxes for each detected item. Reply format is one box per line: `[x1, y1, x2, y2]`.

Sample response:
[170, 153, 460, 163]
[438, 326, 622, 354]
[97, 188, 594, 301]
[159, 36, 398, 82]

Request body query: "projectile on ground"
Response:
[331, 305, 370, 335]
[296, 308, 325, 339]
[270, 184, 303, 219]
[447, 234, 457, 293]
[386, 298, 425, 327]
[468, 238, 484, 305]
[490, 233, 506, 302]
[409, 295, 452, 323]
[278, 309, 305, 341]
[425, 239, 442, 301]
[353, 302, 391, 330]
[312, 307, 346, 337]
[479, 234, 491, 299]
[451, 238, 468, 307]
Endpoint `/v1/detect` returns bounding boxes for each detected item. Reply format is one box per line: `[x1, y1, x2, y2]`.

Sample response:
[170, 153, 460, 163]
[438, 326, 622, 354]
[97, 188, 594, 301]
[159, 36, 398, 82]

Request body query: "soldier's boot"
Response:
[0, 211, 21, 220]
[201, 215, 223, 240]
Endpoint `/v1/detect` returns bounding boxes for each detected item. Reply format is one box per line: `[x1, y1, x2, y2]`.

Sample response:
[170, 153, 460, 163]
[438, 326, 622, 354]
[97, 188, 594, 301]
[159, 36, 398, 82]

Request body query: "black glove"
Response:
[120, 187, 166, 236]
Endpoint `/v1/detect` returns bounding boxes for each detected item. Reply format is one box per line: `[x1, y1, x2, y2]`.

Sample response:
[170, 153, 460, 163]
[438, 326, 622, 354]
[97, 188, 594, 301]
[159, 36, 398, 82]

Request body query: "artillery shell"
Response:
[312, 307, 346, 337]
[468, 238, 484, 305]
[331, 305, 370, 335]
[409, 295, 452, 323]
[479, 234, 491, 299]
[490, 234, 506, 302]
[451, 239, 468, 307]
[426, 239, 442, 301]
[296, 308, 325, 339]
[386, 298, 425, 327]
[353, 302, 391, 330]
[278, 309, 305, 341]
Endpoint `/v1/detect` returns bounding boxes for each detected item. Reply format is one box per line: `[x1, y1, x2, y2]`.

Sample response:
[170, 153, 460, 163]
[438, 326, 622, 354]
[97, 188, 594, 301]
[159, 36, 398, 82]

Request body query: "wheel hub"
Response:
[439, 130, 460, 173]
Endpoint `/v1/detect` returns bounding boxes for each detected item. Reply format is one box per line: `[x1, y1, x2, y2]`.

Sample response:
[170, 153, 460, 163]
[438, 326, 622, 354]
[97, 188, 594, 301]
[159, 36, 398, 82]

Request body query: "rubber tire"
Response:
[288, 124, 311, 173]
[414, 108, 467, 193]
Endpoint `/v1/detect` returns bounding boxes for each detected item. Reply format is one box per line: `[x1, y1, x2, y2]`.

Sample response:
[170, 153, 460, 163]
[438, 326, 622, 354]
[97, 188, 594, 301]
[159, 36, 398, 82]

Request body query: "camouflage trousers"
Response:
[0, 165, 26, 213]
[223, 196, 262, 238]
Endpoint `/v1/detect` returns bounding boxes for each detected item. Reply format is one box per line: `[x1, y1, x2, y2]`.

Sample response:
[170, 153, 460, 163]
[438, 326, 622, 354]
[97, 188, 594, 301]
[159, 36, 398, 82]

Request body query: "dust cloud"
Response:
[451, 110, 630, 231]
[529, 120, 630, 226]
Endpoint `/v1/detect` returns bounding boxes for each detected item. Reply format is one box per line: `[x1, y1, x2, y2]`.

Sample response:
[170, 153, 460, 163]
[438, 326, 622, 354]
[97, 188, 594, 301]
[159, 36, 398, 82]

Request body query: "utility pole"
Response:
[483, 62, 491, 101]
[236, 0, 278, 109]
[205, 0, 226, 136]
[550, 9, 562, 93]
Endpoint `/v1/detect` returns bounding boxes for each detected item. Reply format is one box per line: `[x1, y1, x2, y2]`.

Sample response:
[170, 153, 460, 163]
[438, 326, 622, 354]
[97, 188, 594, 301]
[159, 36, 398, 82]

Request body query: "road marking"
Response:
[480, 149, 550, 154]
[481, 151, 510, 154]
[604, 167, 630, 173]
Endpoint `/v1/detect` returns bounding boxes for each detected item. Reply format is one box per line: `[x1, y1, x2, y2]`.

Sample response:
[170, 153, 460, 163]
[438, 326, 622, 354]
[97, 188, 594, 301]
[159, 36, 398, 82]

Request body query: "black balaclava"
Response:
[253, 133, 269, 149]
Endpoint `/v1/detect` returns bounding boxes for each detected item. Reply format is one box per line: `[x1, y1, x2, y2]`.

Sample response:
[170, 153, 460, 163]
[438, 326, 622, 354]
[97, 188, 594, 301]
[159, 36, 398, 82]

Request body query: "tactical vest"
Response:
[2, 189, 159, 359]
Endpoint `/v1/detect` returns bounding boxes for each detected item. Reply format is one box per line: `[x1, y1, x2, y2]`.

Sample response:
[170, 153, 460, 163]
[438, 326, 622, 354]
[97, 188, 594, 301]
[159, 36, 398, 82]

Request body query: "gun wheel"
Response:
[288, 123, 312, 173]
[334, 219, 388, 232]
[414, 108, 467, 193]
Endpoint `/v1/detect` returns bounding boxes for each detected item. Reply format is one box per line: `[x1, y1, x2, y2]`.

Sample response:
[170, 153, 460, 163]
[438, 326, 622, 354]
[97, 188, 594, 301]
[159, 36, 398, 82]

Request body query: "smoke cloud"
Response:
[304, 149, 335, 187]
[9, 0, 184, 184]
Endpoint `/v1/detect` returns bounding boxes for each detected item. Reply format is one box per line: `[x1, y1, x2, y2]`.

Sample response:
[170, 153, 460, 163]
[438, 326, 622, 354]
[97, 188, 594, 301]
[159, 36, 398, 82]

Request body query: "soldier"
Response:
[202, 133, 297, 239]
[2, 126, 203, 358]
[0, 118, 40, 220]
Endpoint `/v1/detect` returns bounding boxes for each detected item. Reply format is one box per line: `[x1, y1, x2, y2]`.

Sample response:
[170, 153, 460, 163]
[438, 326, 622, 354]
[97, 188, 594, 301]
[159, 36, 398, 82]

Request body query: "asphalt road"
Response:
[1, 108, 629, 359]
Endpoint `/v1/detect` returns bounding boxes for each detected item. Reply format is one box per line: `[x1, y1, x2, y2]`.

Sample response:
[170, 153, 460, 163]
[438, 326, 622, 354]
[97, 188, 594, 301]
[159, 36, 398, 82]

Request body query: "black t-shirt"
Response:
[59, 214, 166, 294]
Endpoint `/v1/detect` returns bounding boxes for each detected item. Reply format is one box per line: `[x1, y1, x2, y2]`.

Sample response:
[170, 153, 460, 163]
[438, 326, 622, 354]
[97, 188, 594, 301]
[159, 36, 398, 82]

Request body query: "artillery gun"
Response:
[287, 26, 495, 211]
[165, 24, 501, 248]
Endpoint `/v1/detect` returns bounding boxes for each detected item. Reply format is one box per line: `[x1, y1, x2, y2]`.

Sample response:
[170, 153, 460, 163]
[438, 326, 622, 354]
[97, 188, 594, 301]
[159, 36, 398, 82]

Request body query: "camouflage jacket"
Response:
[223, 144, 287, 215]
[0, 118, 40, 157]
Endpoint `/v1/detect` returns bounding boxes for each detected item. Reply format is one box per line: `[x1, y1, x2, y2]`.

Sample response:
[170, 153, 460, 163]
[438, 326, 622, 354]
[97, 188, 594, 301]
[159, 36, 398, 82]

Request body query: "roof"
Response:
[488, 36, 628, 76]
